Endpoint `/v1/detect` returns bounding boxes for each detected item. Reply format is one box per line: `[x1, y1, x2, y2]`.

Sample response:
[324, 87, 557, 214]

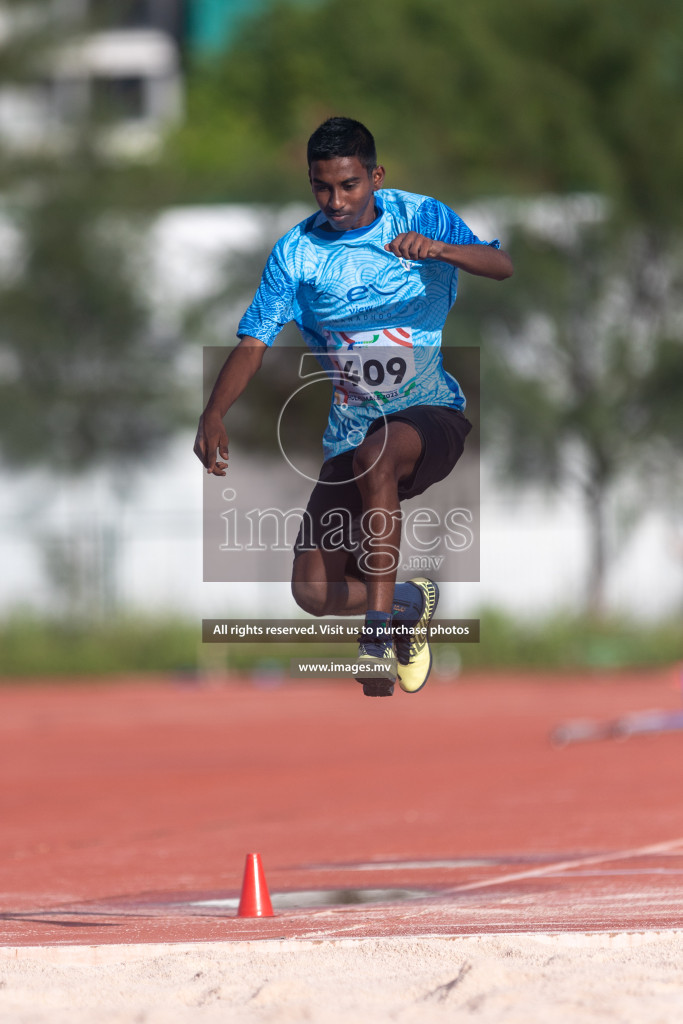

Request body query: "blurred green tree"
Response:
[0, 4, 189, 474]
[457, 217, 683, 612]
[0, 2, 191, 619]
[0, 168, 188, 473]
[164, 0, 683, 215]
[453, 0, 683, 611]
[165, 0, 614, 203]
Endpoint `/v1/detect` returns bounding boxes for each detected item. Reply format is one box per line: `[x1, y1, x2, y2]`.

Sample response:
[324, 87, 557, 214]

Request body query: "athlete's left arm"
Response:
[385, 233, 513, 280]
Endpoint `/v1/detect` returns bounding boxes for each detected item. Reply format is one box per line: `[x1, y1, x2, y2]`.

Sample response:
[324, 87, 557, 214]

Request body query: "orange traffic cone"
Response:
[237, 852, 274, 917]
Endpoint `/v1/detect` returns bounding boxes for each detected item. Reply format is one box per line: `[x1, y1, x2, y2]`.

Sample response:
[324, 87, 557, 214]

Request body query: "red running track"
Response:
[1, 669, 683, 946]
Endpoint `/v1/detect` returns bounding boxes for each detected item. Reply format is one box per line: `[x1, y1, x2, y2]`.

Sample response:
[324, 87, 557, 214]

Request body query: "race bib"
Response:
[324, 327, 416, 406]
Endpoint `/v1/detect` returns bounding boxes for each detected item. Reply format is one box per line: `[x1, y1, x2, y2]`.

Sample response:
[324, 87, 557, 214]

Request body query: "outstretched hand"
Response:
[384, 232, 443, 261]
[193, 411, 230, 476]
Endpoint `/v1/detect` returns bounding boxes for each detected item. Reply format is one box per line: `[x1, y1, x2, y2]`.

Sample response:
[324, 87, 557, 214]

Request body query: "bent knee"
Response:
[290, 578, 328, 617]
[352, 442, 392, 484]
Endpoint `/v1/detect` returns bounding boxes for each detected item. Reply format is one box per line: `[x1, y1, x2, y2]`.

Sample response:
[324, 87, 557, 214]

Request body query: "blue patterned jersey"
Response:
[238, 188, 499, 460]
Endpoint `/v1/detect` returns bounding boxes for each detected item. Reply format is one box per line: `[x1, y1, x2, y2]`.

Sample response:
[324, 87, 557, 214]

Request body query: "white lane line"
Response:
[304, 859, 501, 871]
[446, 838, 683, 895]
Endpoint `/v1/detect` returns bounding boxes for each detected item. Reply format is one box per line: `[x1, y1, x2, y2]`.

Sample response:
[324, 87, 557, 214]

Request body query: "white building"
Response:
[0, 0, 183, 159]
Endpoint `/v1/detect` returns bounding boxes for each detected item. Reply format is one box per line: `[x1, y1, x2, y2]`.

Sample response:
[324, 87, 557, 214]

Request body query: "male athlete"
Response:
[194, 117, 513, 697]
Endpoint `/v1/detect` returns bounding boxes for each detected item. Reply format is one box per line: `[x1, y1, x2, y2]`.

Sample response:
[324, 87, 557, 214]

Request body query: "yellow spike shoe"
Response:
[394, 577, 439, 693]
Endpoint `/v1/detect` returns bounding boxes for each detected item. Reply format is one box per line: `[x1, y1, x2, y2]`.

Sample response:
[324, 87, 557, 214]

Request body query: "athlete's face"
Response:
[309, 156, 385, 232]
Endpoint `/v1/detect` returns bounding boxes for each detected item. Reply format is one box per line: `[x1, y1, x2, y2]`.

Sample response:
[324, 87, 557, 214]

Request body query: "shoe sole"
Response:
[355, 662, 396, 697]
[361, 679, 395, 697]
[355, 646, 397, 697]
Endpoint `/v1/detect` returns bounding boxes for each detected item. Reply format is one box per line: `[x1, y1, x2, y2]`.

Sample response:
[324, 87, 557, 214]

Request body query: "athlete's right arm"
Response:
[193, 336, 268, 476]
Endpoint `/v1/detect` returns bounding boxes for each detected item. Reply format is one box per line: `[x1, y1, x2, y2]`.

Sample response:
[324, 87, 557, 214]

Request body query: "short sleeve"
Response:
[412, 196, 500, 249]
[237, 245, 298, 346]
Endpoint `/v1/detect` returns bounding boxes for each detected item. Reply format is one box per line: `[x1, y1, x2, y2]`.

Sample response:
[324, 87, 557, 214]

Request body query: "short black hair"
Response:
[307, 117, 377, 173]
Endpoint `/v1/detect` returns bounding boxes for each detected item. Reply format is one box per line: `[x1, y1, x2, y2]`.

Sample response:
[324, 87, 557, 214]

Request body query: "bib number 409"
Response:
[340, 356, 407, 387]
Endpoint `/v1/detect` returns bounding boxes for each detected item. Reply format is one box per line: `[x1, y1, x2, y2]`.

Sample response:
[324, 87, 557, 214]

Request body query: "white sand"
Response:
[2, 932, 683, 1023]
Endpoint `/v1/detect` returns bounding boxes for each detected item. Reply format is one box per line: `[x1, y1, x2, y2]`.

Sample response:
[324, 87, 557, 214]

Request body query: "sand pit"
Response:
[2, 932, 683, 1023]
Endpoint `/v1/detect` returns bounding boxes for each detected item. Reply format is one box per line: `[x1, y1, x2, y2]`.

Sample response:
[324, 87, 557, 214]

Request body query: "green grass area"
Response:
[0, 617, 201, 679]
[0, 611, 680, 680]
[459, 609, 682, 671]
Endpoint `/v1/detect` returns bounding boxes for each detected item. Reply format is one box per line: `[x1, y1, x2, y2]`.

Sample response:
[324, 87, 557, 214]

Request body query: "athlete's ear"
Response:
[372, 165, 385, 189]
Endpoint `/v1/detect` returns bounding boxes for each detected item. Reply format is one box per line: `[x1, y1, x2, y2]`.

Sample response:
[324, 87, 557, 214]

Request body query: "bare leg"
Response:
[291, 548, 367, 616]
[352, 420, 423, 614]
[291, 420, 423, 618]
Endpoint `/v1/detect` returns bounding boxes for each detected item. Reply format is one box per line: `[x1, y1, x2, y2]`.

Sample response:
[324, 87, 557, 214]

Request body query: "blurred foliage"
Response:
[458, 608, 683, 672]
[0, 162, 191, 472]
[454, 220, 683, 610]
[0, 609, 680, 678]
[164, 0, 683, 224]
[0, 1, 191, 474]
[0, 615, 200, 678]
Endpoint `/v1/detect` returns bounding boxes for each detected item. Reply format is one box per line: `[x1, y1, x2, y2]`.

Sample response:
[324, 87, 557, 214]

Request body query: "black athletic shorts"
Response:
[293, 405, 472, 579]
